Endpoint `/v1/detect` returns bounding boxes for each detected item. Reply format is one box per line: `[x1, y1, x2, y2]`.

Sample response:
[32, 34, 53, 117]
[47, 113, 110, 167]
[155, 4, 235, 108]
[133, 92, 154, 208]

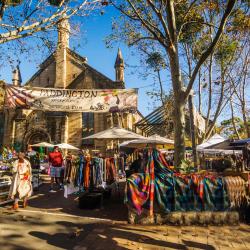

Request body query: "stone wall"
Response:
[29, 60, 56, 88]
[67, 112, 82, 148]
[128, 208, 240, 226]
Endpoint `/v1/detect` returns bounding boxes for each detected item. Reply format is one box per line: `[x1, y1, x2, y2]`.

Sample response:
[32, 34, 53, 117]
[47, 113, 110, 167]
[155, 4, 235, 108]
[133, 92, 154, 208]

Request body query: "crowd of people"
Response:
[0, 145, 67, 209]
[1, 145, 121, 210]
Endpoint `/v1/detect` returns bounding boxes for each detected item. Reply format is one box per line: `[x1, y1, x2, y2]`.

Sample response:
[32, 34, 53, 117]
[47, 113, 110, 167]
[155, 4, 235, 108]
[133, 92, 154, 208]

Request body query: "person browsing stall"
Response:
[48, 146, 64, 192]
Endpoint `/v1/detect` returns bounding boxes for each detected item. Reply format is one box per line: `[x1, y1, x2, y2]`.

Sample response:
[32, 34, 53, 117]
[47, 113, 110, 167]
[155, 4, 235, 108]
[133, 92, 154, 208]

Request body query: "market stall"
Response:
[61, 127, 146, 209]
[0, 158, 14, 205]
[197, 134, 226, 152]
[125, 148, 249, 225]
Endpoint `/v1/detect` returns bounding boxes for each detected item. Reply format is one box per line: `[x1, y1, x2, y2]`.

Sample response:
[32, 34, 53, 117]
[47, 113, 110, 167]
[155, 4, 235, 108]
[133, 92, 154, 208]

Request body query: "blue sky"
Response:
[0, 5, 163, 117]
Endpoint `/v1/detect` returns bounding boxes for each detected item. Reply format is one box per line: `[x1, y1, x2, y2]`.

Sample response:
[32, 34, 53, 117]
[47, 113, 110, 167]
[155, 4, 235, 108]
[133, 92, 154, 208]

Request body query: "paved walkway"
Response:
[0, 183, 249, 250]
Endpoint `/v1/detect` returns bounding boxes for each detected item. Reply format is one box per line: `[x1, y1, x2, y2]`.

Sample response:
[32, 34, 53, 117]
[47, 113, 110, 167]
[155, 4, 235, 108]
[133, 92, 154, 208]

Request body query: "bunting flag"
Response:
[5, 85, 138, 113]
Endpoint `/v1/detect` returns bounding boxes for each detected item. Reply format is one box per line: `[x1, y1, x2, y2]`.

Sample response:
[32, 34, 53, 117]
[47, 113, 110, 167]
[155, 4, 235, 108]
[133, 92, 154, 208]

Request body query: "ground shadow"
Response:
[22, 182, 128, 222]
[27, 220, 217, 250]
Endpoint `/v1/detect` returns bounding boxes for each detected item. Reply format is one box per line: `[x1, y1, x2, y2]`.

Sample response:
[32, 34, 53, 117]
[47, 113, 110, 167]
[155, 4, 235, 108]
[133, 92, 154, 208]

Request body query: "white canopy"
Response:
[55, 143, 79, 150]
[198, 149, 242, 155]
[82, 127, 145, 140]
[197, 134, 226, 151]
[30, 142, 54, 148]
[119, 134, 174, 148]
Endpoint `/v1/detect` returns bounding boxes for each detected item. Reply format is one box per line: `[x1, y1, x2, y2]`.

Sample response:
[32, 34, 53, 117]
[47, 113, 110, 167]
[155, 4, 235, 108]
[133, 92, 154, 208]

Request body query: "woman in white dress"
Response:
[9, 152, 32, 210]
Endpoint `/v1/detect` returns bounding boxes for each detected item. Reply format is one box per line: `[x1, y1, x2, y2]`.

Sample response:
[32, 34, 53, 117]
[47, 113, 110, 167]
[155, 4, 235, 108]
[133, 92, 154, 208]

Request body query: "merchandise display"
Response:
[0, 159, 14, 204]
[63, 153, 121, 195]
[125, 149, 248, 216]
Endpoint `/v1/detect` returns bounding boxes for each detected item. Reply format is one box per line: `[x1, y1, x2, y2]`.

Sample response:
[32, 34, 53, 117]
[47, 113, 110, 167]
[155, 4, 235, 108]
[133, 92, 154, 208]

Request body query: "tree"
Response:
[109, 0, 241, 166]
[0, 0, 107, 84]
[230, 43, 250, 138]
[0, 0, 106, 43]
[146, 52, 167, 105]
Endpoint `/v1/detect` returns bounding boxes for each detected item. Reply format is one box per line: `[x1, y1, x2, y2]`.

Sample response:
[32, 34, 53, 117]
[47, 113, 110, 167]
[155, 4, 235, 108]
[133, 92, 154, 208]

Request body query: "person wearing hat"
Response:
[48, 146, 64, 192]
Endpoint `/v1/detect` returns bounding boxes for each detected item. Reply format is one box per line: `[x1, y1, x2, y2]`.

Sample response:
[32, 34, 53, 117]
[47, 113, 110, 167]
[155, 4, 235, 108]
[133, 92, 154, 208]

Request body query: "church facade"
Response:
[0, 19, 142, 152]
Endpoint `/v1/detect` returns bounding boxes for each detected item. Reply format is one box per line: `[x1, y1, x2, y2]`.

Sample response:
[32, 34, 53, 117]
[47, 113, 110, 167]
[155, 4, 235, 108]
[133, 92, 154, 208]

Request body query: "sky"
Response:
[0, 5, 163, 117]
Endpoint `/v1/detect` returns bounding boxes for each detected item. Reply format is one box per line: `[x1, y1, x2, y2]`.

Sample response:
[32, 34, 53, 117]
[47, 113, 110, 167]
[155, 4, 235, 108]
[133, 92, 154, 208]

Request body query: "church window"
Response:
[82, 113, 94, 146]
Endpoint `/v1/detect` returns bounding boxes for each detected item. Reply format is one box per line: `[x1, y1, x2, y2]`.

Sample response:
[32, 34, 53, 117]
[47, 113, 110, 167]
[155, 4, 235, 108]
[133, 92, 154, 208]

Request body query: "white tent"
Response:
[55, 143, 79, 150]
[119, 134, 174, 148]
[197, 134, 226, 151]
[30, 142, 54, 148]
[82, 127, 145, 140]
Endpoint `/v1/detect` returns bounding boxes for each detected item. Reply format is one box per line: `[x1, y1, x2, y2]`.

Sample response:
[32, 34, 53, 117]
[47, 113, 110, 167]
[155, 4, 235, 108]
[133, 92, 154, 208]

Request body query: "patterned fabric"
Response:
[92, 158, 103, 186]
[125, 149, 230, 215]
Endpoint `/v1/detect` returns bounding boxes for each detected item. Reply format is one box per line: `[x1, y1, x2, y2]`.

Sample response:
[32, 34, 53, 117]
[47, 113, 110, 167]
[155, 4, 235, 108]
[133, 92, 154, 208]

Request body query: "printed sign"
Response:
[5, 85, 138, 113]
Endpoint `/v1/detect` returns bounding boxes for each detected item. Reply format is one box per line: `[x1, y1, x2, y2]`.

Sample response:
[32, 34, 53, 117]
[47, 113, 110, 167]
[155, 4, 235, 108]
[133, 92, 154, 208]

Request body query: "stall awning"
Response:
[82, 127, 145, 140]
[197, 134, 226, 151]
[135, 106, 168, 136]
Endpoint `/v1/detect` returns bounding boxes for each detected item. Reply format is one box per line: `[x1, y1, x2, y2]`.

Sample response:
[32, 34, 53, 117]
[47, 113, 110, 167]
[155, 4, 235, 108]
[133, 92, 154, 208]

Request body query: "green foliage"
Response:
[146, 52, 166, 71]
[176, 1, 204, 43]
[175, 158, 195, 174]
[219, 117, 249, 139]
[214, 36, 238, 64]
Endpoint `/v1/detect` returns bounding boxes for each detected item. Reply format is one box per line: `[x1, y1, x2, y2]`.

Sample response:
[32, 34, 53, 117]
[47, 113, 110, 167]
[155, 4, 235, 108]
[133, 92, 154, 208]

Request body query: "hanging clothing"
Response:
[9, 159, 32, 199]
[106, 158, 116, 185]
[76, 155, 85, 187]
[84, 155, 91, 188]
[93, 157, 103, 186]
[65, 155, 73, 182]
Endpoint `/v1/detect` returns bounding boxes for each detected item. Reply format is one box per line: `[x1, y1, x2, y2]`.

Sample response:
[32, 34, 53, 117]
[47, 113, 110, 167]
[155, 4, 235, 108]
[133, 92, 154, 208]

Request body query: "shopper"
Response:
[48, 146, 64, 192]
[9, 152, 32, 210]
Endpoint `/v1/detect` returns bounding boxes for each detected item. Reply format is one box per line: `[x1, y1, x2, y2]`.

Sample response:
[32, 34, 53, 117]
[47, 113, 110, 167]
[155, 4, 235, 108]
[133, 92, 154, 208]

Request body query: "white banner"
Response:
[5, 85, 138, 113]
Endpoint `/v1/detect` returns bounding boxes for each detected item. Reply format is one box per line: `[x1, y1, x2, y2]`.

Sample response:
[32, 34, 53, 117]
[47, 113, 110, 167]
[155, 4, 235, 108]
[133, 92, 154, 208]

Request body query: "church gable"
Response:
[26, 54, 56, 88]
[26, 49, 86, 88]
[68, 64, 121, 90]
[25, 47, 119, 90]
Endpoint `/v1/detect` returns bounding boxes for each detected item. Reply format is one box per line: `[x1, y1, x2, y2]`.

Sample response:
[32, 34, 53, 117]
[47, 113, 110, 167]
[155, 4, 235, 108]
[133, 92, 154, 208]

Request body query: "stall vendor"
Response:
[9, 152, 32, 210]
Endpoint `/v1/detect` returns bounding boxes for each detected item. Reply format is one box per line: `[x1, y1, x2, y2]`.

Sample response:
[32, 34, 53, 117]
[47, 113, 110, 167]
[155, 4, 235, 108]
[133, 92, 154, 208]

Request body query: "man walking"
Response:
[48, 146, 64, 192]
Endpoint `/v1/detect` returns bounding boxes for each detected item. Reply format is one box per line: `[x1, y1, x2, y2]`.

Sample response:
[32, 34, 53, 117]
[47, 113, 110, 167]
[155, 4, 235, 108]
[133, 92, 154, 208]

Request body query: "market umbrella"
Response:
[82, 127, 145, 140]
[55, 143, 79, 150]
[30, 142, 54, 148]
[119, 134, 174, 149]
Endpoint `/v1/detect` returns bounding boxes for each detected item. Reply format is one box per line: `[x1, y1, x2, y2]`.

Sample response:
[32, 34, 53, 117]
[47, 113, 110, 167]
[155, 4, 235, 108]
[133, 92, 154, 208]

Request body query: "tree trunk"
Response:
[157, 69, 165, 105]
[173, 97, 186, 167]
[167, 47, 186, 167]
[230, 97, 241, 139]
[204, 54, 213, 140]
[241, 101, 250, 138]
[198, 70, 202, 114]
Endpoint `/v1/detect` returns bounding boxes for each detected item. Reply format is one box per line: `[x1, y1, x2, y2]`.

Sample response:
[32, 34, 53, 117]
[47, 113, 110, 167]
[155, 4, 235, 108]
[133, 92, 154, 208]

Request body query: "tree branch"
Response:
[184, 0, 237, 100]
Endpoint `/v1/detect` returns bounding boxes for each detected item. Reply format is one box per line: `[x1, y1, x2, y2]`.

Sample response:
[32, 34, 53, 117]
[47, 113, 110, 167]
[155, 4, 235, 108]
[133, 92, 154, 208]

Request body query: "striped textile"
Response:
[125, 149, 230, 215]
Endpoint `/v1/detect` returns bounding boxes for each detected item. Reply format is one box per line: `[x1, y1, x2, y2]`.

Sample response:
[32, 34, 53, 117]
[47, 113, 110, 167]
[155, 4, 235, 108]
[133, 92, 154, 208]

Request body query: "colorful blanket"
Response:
[125, 149, 230, 215]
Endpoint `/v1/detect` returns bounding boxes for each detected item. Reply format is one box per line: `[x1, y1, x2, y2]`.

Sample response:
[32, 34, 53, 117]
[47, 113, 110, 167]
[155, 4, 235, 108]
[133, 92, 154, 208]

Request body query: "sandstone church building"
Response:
[0, 18, 142, 152]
